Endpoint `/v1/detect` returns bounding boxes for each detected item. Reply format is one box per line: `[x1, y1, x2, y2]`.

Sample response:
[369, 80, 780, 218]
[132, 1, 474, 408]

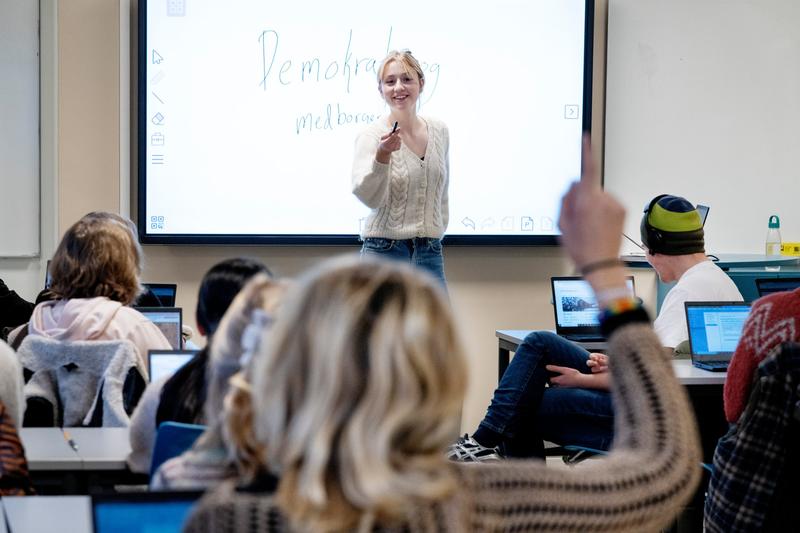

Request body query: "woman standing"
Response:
[352, 50, 449, 288]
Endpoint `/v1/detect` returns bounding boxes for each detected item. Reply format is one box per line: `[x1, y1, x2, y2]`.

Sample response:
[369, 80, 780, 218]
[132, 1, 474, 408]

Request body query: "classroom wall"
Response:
[19, 0, 633, 434]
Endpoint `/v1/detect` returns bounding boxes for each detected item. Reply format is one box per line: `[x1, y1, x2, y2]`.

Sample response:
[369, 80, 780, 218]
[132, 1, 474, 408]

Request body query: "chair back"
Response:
[705, 342, 800, 532]
[17, 336, 146, 427]
[150, 421, 206, 476]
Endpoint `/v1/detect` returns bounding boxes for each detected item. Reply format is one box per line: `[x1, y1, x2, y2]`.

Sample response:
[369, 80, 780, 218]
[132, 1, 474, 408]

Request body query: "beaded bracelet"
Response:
[598, 297, 640, 321]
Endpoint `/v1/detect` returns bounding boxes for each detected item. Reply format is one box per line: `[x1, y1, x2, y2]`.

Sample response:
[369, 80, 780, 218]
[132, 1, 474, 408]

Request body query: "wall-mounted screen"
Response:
[138, 0, 593, 244]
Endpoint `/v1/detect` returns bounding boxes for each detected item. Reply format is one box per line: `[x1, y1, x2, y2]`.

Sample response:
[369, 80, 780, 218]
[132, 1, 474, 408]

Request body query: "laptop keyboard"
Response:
[694, 361, 729, 371]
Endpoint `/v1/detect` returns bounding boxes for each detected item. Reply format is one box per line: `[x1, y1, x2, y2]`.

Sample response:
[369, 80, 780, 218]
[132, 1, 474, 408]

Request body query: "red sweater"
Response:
[724, 287, 800, 423]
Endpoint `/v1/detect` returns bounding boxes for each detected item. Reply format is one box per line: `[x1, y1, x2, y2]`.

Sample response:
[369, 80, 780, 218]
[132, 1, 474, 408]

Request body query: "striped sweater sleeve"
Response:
[460, 321, 702, 532]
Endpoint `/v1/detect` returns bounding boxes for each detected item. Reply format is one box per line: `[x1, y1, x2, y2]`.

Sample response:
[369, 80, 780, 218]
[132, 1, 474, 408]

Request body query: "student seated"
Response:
[450, 194, 743, 459]
[183, 143, 702, 532]
[150, 274, 287, 489]
[0, 400, 34, 495]
[126, 258, 271, 474]
[0, 339, 24, 428]
[7, 212, 171, 366]
[0, 279, 34, 341]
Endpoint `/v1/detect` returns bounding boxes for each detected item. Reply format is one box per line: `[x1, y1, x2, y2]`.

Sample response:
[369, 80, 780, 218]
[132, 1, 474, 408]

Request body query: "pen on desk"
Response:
[63, 430, 79, 452]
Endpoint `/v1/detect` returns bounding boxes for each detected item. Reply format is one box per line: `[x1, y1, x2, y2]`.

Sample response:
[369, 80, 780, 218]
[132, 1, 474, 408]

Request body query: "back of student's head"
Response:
[155, 258, 272, 427]
[49, 212, 142, 305]
[251, 255, 467, 532]
[194, 274, 287, 453]
[196, 258, 272, 338]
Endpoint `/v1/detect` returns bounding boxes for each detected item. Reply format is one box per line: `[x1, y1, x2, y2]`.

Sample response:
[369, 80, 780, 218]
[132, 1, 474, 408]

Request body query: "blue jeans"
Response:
[360, 237, 447, 289]
[477, 331, 614, 457]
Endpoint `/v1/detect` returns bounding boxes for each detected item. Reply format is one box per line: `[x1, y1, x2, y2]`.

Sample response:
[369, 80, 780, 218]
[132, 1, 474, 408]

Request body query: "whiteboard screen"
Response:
[138, 0, 593, 244]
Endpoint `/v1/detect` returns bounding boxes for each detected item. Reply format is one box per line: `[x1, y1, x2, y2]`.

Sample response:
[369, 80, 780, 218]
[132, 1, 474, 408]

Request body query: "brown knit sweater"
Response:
[183, 322, 701, 532]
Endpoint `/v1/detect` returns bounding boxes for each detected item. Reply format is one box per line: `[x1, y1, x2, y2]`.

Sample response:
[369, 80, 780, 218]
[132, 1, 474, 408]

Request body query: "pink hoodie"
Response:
[26, 297, 172, 368]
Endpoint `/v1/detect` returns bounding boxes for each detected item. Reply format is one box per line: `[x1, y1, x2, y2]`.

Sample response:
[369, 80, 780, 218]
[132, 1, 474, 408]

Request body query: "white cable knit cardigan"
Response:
[352, 117, 449, 240]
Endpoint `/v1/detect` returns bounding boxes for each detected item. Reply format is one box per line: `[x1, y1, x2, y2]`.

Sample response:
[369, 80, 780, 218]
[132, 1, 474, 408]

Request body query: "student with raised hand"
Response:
[6, 212, 172, 366]
[352, 49, 450, 288]
[184, 139, 701, 533]
[126, 258, 271, 474]
[150, 274, 287, 490]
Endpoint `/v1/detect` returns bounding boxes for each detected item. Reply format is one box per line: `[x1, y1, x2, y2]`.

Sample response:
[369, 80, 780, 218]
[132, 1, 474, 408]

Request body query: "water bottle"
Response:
[765, 215, 782, 271]
[766, 215, 782, 255]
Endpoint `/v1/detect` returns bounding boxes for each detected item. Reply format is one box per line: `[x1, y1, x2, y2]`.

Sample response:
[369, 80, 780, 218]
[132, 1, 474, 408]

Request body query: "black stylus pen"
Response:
[391, 121, 398, 133]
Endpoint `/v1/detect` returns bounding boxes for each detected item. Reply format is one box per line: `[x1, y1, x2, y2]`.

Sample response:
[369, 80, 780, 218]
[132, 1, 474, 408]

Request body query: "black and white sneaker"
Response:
[447, 434, 503, 462]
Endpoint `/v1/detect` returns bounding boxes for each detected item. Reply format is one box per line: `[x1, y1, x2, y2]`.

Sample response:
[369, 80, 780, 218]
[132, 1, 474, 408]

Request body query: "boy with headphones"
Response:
[450, 194, 743, 461]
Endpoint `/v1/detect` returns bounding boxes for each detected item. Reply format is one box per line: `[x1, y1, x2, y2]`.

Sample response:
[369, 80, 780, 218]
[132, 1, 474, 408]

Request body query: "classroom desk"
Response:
[1, 496, 91, 533]
[66, 427, 132, 471]
[496, 329, 726, 385]
[495, 330, 608, 382]
[19, 427, 141, 494]
[19, 427, 81, 471]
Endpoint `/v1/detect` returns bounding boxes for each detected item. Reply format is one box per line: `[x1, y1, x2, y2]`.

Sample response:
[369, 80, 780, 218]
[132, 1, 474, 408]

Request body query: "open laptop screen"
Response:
[551, 276, 636, 334]
[685, 302, 750, 357]
[148, 349, 198, 383]
[92, 492, 202, 533]
[134, 307, 182, 349]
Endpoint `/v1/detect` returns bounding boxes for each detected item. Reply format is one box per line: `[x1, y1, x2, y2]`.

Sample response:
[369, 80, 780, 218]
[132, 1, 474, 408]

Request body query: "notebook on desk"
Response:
[92, 491, 203, 533]
[134, 307, 183, 350]
[551, 276, 636, 342]
[685, 301, 750, 372]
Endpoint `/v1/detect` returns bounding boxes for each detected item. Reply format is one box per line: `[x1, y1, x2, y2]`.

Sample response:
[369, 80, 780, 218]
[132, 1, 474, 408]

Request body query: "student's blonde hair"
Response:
[377, 49, 425, 88]
[49, 211, 143, 305]
[252, 255, 467, 532]
[193, 274, 287, 472]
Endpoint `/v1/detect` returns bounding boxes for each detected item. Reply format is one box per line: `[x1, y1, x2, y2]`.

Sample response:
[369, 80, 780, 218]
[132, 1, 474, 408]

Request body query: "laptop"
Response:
[685, 301, 750, 372]
[134, 306, 183, 349]
[148, 349, 199, 383]
[755, 277, 800, 297]
[137, 282, 178, 307]
[551, 276, 636, 342]
[92, 491, 203, 533]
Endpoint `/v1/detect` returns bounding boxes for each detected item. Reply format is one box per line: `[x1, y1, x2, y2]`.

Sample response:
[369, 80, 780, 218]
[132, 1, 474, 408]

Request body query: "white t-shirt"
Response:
[654, 260, 744, 348]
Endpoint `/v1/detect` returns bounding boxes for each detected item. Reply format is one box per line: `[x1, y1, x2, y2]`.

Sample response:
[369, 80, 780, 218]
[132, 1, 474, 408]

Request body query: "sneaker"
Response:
[447, 434, 503, 462]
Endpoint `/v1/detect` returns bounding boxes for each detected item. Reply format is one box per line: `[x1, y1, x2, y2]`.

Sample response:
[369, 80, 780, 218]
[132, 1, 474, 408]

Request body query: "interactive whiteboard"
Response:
[138, 0, 593, 244]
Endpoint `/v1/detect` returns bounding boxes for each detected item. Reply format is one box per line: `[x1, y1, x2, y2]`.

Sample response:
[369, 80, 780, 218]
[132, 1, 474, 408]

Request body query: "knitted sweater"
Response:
[352, 117, 449, 240]
[184, 321, 701, 532]
[724, 287, 800, 423]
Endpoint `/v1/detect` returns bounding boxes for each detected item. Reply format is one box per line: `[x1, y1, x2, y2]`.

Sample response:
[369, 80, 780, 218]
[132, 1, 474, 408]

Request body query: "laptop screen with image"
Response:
[551, 277, 636, 339]
[685, 302, 750, 364]
[134, 307, 182, 350]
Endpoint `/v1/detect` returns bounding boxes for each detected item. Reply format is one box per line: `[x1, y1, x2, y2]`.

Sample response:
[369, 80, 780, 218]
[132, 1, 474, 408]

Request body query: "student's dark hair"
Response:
[155, 258, 271, 427]
[196, 258, 272, 337]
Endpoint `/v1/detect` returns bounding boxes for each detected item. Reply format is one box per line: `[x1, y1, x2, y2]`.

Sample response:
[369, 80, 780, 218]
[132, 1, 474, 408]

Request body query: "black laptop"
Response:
[551, 276, 636, 342]
[685, 301, 750, 372]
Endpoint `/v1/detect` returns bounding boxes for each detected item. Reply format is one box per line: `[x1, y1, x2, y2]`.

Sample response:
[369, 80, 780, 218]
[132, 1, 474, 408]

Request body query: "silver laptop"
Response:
[134, 306, 182, 349]
[551, 276, 636, 342]
[685, 301, 750, 372]
[147, 349, 198, 383]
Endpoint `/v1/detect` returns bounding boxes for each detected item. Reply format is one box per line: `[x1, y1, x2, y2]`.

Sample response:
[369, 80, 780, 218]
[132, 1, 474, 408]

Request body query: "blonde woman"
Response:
[352, 50, 449, 288]
[185, 140, 701, 532]
[150, 274, 287, 490]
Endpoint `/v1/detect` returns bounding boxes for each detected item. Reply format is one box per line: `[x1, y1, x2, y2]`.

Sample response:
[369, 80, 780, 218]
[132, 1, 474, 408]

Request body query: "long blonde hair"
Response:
[252, 256, 467, 532]
[194, 274, 287, 469]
